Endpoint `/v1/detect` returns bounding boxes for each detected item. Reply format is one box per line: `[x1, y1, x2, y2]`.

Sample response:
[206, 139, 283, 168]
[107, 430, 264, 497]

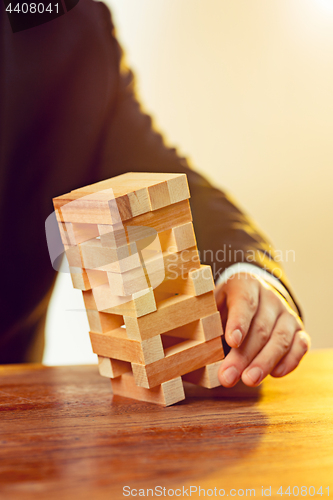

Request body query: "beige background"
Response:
[44, 0, 333, 364]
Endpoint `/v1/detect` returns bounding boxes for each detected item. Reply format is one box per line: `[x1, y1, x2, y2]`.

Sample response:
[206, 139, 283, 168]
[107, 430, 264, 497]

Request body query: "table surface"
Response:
[0, 350, 332, 500]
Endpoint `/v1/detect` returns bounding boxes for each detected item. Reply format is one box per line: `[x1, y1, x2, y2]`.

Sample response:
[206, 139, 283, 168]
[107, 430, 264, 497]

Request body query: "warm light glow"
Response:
[315, 0, 333, 11]
[46, 0, 333, 363]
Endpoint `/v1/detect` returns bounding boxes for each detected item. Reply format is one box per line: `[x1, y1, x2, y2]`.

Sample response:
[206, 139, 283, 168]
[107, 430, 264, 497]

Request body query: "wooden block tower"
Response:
[53, 172, 224, 406]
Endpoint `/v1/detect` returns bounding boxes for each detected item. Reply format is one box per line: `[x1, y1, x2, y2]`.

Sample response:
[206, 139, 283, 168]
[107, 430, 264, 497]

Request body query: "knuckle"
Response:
[239, 289, 258, 312]
[273, 327, 292, 351]
[254, 321, 270, 343]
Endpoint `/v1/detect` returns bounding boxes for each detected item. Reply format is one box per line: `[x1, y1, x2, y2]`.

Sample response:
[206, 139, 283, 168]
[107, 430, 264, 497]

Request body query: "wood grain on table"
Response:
[0, 350, 332, 500]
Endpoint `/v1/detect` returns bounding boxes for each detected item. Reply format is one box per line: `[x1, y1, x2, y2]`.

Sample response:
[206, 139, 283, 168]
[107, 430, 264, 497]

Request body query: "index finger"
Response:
[224, 274, 260, 348]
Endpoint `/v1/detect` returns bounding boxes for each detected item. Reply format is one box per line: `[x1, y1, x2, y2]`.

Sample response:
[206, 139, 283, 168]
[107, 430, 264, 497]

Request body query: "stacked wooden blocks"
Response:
[53, 172, 224, 406]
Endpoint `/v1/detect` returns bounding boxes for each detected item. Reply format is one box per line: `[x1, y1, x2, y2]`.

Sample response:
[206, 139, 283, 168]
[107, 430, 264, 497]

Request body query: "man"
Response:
[0, 0, 309, 387]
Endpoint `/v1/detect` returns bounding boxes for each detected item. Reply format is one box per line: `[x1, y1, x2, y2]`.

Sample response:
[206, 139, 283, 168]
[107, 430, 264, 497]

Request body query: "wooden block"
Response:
[98, 223, 128, 248]
[54, 189, 128, 224]
[86, 310, 124, 333]
[75, 174, 170, 214]
[200, 312, 224, 338]
[147, 180, 170, 210]
[89, 328, 164, 364]
[126, 186, 152, 217]
[188, 266, 215, 295]
[59, 222, 74, 246]
[161, 312, 223, 342]
[132, 337, 224, 388]
[111, 372, 185, 406]
[59, 222, 99, 246]
[102, 246, 201, 298]
[158, 222, 196, 253]
[93, 285, 157, 317]
[124, 292, 218, 340]
[79, 238, 141, 273]
[64, 244, 83, 268]
[107, 266, 149, 296]
[53, 173, 191, 223]
[82, 289, 97, 310]
[103, 245, 199, 293]
[71, 181, 138, 219]
[166, 174, 190, 204]
[123, 199, 192, 237]
[126, 225, 158, 252]
[127, 173, 190, 205]
[97, 356, 131, 378]
[155, 265, 214, 296]
[70, 268, 108, 291]
[73, 207, 194, 285]
[146, 246, 200, 283]
[114, 172, 190, 209]
[70, 267, 91, 290]
[182, 360, 224, 389]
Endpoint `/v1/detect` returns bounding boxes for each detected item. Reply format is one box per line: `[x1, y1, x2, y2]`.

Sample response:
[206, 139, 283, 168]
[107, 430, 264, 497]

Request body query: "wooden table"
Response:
[1, 350, 332, 500]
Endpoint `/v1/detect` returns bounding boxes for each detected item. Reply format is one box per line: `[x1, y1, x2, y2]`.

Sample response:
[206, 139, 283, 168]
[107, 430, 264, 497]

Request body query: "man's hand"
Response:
[214, 273, 310, 387]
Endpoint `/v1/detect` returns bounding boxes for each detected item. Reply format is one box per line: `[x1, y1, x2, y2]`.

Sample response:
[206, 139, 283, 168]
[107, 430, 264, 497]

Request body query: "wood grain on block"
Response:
[111, 372, 185, 406]
[86, 310, 124, 333]
[182, 360, 224, 389]
[89, 329, 164, 365]
[98, 223, 128, 248]
[124, 292, 218, 340]
[97, 356, 131, 378]
[101, 246, 199, 298]
[201, 312, 224, 338]
[55, 208, 62, 223]
[147, 180, 170, 210]
[111, 172, 190, 209]
[82, 289, 97, 310]
[155, 264, 214, 296]
[59, 222, 74, 246]
[161, 312, 223, 342]
[93, 285, 157, 318]
[80, 238, 141, 273]
[189, 265, 215, 295]
[132, 337, 224, 389]
[59, 222, 99, 246]
[69, 268, 108, 291]
[146, 246, 200, 283]
[71, 175, 153, 213]
[70, 267, 91, 291]
[54, 190, 129, 225]
[113, 246, 199, 294]
[64, 244, 83, 268]
[107, 266, 149, 296]
[53, 173, 190, 223]
[129, 172, 190, 205]
[158, 222, 196, 253]
[166, 174, 190, 204]
[126, 225, 157, 253]
[123, 200, 192, 235]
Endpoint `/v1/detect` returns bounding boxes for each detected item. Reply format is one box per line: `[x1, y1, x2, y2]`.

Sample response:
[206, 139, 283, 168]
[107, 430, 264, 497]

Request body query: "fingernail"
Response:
[273, 364, 285, 377]
[246, 367, 263, 385]
[231, 329, 242, 347]
[221, 366, 239, 386]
